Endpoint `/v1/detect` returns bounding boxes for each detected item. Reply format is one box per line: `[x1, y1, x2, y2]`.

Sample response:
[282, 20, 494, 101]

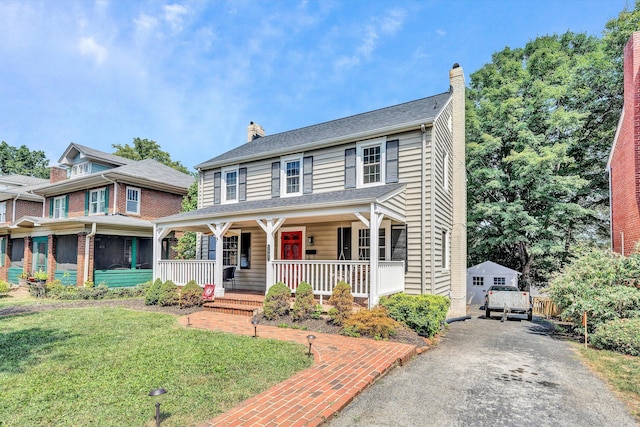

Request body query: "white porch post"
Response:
[369, 203, 384, 308]
[256, 218, 285, 293]
[153, 225, 171, 281]
[208, 222, 232, 297]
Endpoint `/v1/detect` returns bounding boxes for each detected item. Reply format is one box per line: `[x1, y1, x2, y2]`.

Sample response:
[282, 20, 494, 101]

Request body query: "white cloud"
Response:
[134, 13, 158, 33]
[78, 36, 108, 64]
[163, 3, 188, 33]
[380, 8, 406, 34]
[436, 29, 446, 36]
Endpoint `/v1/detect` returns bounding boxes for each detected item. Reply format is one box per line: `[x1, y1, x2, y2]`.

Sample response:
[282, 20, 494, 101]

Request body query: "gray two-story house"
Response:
[153, 65, 467, 316]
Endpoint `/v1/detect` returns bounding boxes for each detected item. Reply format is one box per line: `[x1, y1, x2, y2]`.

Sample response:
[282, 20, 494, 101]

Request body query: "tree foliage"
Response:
[0, 141, 50, 178]
[466, 3, 640, 286]
[112, 137, 191, 175]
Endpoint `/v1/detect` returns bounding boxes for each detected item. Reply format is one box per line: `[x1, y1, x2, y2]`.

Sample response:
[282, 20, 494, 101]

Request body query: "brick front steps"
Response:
[202, 292, 264, 316]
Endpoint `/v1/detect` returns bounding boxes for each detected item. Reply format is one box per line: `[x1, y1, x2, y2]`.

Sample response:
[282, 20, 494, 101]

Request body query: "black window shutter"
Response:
[104, 186, 110, 215]
[337, 227, 352, 260]
[271, 161, 280, 198]
[213, 172, 221, 204]
[49, 198, 53, 218]
[303, 156, 313, 194]
[84, 190, 89, 216]
[344, 148, 356, 188]
[386, 139, 399, 183]
[238, 167, 247, 201]
[64, 195, 69, 218]
[391, 225, 408, 272]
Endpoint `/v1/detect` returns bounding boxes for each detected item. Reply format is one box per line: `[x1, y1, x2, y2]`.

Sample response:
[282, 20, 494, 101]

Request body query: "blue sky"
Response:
[0, 0, 630, 172]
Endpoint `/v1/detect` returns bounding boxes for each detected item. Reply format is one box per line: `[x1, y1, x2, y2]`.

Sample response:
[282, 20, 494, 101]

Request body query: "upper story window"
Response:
[222, 167, 238, 203]
[53, 196, 66, 219]
[89, 188, 106, 215]
[281, 156, 302, 197]
[126, 187, 140, 214]
[0, 201, 5, 223]
[71, 162, 91, 178]
[357, 138, 386, 187]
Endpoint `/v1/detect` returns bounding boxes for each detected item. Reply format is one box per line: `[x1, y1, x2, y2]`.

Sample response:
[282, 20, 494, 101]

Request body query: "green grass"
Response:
[575, 344, 640, 422]
[0, 308, 313, 426]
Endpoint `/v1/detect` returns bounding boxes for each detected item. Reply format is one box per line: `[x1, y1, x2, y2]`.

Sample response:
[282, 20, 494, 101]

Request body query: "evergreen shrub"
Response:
[380, 293, 450, 337]
[591, 317, 640, 356]
[342, 306, 399, 339]
[180, 280, 203, 308]
[328, 281, 353, 326]
[263, 282, 291, 320]
[157, 280, 179, 306]
[292, 281, 315, 321]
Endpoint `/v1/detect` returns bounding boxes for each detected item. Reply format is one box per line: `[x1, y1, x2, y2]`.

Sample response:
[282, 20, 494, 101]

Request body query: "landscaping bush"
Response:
[328, 281, 353, 326]
[591, 317, 640, 356]
[157, 280, 179, 306]
[0, 279, 10, 294]
[180, 280, 203, 308]
[47, 284, 145, 300]
[380, 293, 450, 337]
[263, 282, 291, 320]
[292, 281, 315, 321]
[144, 278, 164, 305]
[548, 247, 640, 333]
[342, 306, 400, 340]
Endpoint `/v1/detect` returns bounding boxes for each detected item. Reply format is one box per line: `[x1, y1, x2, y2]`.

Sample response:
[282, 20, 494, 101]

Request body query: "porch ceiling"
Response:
[154, 183, 406, 232]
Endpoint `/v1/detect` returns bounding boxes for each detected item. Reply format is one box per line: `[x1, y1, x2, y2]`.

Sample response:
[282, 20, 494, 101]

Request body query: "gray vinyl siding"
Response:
[246, 159, 272, 200]
[201, 169, 216, 207]
[309, 145, 350, 193]
[432, 103, 454, 296]
[396, 129, 431, 295]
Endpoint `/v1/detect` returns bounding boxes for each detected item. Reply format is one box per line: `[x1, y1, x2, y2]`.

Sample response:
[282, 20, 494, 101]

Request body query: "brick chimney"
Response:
[247, 121, 265, 142]
[49, 166, 68, 183]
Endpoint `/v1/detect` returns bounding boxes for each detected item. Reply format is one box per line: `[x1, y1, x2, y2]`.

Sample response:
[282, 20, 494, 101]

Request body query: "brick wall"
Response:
[15, 200, 44, 219]
[610, 32, 640, 255]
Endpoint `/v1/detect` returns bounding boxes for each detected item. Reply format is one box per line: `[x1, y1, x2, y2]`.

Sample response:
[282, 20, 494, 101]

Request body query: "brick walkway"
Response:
[178, 311, 420, 426]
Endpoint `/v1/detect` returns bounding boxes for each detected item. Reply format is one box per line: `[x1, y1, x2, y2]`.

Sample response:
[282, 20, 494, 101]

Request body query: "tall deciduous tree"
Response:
[112, 138, 191, 175]
[467, 30, 623, 287]
[0, 141, 50, 178]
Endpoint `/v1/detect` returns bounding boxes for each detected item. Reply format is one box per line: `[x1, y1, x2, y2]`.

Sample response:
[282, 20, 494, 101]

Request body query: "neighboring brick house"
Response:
[154, 65, 467, 317]
[609, 31, 640, 255]
[0, 143, 193, 287]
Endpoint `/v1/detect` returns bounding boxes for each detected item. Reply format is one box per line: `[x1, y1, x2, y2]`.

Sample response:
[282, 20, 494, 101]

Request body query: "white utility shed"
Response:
[467, 261, 521, 305]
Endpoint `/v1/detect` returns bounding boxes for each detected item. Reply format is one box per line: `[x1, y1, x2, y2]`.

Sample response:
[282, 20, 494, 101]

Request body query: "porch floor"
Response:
[182, 311, 420, 427]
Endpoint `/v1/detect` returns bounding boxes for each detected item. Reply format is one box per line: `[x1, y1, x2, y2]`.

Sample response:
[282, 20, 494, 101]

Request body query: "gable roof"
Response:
[0, 174, 48, 188]
[467, 261, 521, 276]
[58, 143, 134, 167]
[196, 91, 452, 170]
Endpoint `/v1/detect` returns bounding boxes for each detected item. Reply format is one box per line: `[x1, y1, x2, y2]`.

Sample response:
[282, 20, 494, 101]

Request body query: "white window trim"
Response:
[224, 229, 242, 267]
[53, 196, 66, 219]
[221, 166, 239, 204]
[71, 162, 91, 178]
[356, 137, 386, 188]
[280, 155, 303, 197]
[442, 228, 450, 271]
[0, 201, 6, 223]
[351, 219, 391, 261]
[443, 152, 450, 191]
[126, 186, 141, 215]
[89, 187, 106, 215]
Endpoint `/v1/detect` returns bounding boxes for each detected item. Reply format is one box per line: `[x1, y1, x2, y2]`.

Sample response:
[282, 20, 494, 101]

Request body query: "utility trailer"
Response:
[484, 285, 532, 321]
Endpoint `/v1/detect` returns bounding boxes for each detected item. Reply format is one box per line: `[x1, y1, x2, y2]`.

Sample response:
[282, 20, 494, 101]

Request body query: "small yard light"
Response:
[251, 317, 259, 338]
[148, 388, 167, 427]
[187, 316, 191, 327]
[306, 334, 316, 356]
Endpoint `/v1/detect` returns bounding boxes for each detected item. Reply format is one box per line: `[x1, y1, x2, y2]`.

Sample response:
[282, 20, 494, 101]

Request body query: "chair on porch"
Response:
[223, 266, 236, 290]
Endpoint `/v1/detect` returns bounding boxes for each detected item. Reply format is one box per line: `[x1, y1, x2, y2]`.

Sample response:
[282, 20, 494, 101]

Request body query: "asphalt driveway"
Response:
[327, 310, 637, 427]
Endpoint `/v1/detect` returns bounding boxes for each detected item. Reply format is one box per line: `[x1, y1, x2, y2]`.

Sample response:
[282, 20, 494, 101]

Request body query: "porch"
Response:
[157, 259, 405, 305]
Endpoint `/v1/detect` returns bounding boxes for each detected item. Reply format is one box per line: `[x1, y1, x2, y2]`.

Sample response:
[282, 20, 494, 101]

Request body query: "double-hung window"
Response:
[0, 201, 6, 222]
[494, 277, 506, 286]
[126, 187, 140, 214]
[222, 167, 238, 203]
[356, 138, 386, 187]
[71, 162, 90, 178]
[53, 196, 66, 219]
[89, 188, 106, 215]
[281, 156, 302, 196]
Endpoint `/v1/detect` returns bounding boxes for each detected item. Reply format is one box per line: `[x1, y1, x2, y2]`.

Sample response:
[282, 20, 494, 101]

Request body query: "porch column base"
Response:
[215, 286, 225, 298]
[447, 298, 467, 318]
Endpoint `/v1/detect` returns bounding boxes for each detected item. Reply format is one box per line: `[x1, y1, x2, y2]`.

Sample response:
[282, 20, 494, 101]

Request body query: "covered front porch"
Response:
[153, 184, 408, 308]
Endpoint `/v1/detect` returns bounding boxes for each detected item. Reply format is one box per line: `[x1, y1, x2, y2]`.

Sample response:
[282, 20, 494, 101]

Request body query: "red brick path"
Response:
[178, 311, 419, 426]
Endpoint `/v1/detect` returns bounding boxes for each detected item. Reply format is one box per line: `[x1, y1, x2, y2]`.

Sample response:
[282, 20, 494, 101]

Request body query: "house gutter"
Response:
[421, 125, 427, 294]
[101, 174, 118, 214]
[84, 222, 97, 284]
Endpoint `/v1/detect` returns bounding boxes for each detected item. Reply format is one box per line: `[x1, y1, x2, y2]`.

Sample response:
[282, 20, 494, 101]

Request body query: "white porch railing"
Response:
[272, 260, 371, 298]
[378, 261, 405, 297]
[157, 260, 216, 285]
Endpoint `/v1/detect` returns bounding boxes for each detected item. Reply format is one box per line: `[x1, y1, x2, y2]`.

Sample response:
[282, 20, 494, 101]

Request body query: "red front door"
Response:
[281, 231, 302, 260]
[280, 231, 302, 287]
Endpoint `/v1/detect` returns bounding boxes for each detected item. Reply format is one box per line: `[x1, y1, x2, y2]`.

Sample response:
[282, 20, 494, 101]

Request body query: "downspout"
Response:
[607, 166, 615, 252]
[101, 175, 118, 214]
[84, 223, 96, 284]
[12, 193, 21, 222]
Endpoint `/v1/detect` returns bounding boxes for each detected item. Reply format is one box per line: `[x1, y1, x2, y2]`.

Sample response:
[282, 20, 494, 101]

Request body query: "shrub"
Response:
[263, 282, 291, 320]
[380, 293, 450, 338]
[342, 307, 400, 340]
[0, 279, 9, 294]
[157, 280, 179, 306]
[548, 247, 640, 333]
[180, 280, 203, 308]
[328, 281, 353, 326]
[292, 281, 315, 321]
[144, 278, 164, 306]
[591, 318, 640, 356]
[311, 304, 323, 319]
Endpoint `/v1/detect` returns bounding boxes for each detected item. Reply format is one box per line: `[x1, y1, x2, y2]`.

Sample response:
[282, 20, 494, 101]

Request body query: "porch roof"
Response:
[154, 183, 406, 227]
[10, 214, 153, 229]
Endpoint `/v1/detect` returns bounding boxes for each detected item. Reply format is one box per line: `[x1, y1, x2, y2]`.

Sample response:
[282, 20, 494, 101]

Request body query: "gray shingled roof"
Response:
[0, 174, 49, 187]
[155, 183, 405, 224]
[196, 91, 452, 169]
[111, 159, 194, 189]
[13, 214, 153, 228]
[59, 143, 134, 166]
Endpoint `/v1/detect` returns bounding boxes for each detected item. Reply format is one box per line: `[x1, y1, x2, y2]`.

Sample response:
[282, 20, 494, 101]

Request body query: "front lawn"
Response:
[0, 308, 312, 426]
